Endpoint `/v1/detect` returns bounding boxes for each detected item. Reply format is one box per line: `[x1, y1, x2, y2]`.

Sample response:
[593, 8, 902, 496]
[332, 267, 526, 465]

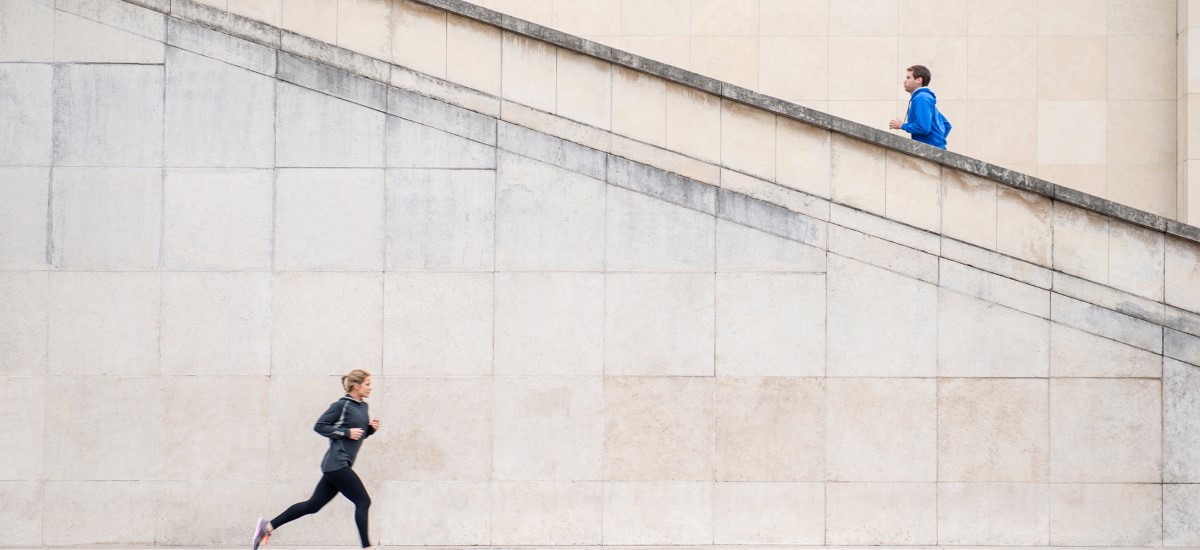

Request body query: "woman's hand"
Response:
[369, 418, 381, 431]
[348, 428, 364, 440]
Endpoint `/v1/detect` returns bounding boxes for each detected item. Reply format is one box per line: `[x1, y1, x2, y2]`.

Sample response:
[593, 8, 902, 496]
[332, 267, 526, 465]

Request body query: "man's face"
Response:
[903, 71, 921, 94]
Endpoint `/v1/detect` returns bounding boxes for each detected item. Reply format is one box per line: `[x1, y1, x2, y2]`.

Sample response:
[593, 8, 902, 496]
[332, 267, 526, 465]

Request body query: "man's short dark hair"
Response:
[907, 65, 932, 87]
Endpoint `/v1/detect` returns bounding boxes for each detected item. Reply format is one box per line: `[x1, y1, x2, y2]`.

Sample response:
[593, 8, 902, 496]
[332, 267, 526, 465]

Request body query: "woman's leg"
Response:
[269, 474, 339, 530]
[325, 467, 372, 548]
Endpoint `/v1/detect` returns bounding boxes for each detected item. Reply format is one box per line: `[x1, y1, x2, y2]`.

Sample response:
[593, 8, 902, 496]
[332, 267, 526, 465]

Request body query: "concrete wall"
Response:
[178, 0, 1182, 222]
[1, 0, 1200, 547]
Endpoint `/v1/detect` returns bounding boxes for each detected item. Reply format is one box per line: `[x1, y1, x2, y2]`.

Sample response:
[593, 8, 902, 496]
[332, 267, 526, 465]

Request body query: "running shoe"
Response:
[251, 517, 270, 550]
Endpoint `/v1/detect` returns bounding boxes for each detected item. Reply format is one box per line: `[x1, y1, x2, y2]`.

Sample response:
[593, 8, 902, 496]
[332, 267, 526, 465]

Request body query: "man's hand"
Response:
[348, 428, 364, 440]
[369, 418, 381, 431]
[889, 118, 904, 130]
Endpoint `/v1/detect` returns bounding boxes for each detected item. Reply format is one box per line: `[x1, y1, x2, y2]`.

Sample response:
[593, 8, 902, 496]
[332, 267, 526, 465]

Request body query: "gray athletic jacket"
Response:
[314, 396, 375, 473]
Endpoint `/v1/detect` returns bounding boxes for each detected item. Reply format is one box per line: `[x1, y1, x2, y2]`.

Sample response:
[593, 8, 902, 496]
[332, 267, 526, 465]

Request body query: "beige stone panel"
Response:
[716, 219, 827, 273]
[44, 481, 155, 545]
[1039, 0, 1107, 34]
[611, 135, 720, 186]
[938, 290, 1050, 378]
[968, 37, 1037, 100]
[898, 36, 967, 100]
[1109, 101, 1176, 167]
[715, 377, 824, 481]
[761, 0, 828, 35]
[501, 101, 611, 153]
[1051, 378, 1161, 482]
[938, 483, 1049, 545]
[556, 49, 611, 129]
[46, 377, 159, 480]
[494, 273, 602, 376]
[157, 481, 274, 545]
[1167, 236, 1200, 313]
[552, 0, 620, 35]
[502, 32, 556, 112]
[827, 256, 937, 376]
[1109, 0, 1175, 34]
[0, 168, 49, 270]
[384, 272, 491, 376]
[271, 272, 383, 377]
[0, 377, 44, 479]
[0, 481, 42, 545]
[831, 134, 886, 215]
[665, 82, 722, 163]
[966, 101, 1036, 166]
[491, 481, 603, 544]
[776, 117, 831, 198]
[938, 378, 1049, 482]
[50, 168, 162, 270]
[611, 66, 666, 147]
[378, 481, 490, 545]
[1038, 101, 1107, 165]
[691, 36, 758, 90]
[605, 274, 715, 377]
[162, 169, 273, 271]
[336, 0, 391, 59]
[898, 0, 969, 36]
[1053, 203, 1110, 282]
[483, 0, 553, 25]
[48, 272, 159, 376]
[607, 187, 716, 271]
[1108, 220, 1166, 301]
[1165, 483, 1200, 545]
[1038, 164, 1107, 197]
[602, 481, 712, 544]
[967, 0, 1037, 35]
[940, 258, 1050, 317]
[620, 0, 690, 34]
[829, 0, 898, 35]
[0, 272, 46, 377]
[1109, 36, 1176, 101]
[1038, 37, 1107, 100]
[160, 376, 268, 481]
[826, 377, 936, 482]
[54, 11, 163, 64]
[193, 0, 225, 7]
[621, 35, 690, 69]
[884, 151, 941, 232]
[368, 377, 491, 481]
[392, 0, 447, 78]
[274, 169, 385, 271]
[829, 37, 899, 101]
[715, 274, 825, 378]
[995, 187, 1052, 266]
[714, 482, 824, 544]
[760, 37, 828, 103]
[445, 15, 501, 95]
[829, 225, 937, 283]
[281, 0, 337, 43]
[1050, 323, 1162, 377]
[227, 0, 280, 26]
[160, 273, 271, 376]
[0, 0, 53, 61]
[941, 169, 997, 249]
[721, 100, 776, 181]
[691, 0, 758, 35]
[493, 376, 604, 481]
[604, 377, 714, 481]
[1050, 483, 1162, 545]
[826, 482, 937, 545]
[721, 169, 831, 225]
[1108, 163, 1176, 219]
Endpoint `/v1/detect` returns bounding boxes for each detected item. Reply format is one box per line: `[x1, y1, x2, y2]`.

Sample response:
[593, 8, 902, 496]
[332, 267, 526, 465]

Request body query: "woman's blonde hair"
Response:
[342, 369, 371, 393]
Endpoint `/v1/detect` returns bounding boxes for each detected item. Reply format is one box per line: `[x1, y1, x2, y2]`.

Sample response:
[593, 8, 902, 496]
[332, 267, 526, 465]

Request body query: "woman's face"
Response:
[354, 376, 373, 398]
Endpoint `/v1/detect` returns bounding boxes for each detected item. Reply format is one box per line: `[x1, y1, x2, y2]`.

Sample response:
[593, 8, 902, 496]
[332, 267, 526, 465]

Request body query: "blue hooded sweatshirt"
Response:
[901, 87, 952, 149]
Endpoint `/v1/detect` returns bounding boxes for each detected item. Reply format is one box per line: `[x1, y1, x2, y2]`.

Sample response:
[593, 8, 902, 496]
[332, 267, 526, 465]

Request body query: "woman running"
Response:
[252, 369, 381, 549]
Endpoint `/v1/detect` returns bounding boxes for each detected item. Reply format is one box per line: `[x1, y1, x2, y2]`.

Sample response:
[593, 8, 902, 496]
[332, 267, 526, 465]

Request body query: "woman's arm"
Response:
[313, 400, 349, 439]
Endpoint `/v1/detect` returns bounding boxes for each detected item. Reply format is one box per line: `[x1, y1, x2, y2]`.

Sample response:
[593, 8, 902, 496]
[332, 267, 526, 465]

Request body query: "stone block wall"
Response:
[0, 0, 1199, 547]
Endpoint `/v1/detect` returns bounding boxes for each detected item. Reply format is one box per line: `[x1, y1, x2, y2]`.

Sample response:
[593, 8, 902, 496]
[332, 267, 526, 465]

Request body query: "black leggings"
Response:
[271, 467, 371, 548]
